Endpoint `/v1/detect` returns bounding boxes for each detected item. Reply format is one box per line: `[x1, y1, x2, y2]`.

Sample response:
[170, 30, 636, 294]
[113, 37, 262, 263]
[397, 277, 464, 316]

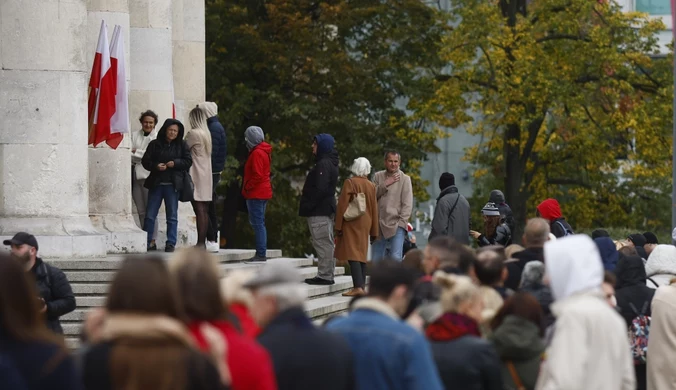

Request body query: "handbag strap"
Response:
[506, 361, 525, 390]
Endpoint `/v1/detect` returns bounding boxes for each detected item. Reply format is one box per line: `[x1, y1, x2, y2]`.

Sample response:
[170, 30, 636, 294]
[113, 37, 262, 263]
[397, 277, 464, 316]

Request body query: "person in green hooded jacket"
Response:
[489, 292, 546, 390]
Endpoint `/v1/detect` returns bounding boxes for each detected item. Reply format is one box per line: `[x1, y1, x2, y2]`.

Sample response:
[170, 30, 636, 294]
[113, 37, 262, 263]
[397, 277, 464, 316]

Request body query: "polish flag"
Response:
[171, 77, 176, 119]
[107, 25, 127, 149]
[88, 21, 117, 148]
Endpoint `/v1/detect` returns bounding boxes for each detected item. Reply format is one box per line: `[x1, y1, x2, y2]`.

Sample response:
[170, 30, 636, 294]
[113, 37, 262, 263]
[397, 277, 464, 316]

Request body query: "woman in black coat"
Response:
[142, 119, 192, 253]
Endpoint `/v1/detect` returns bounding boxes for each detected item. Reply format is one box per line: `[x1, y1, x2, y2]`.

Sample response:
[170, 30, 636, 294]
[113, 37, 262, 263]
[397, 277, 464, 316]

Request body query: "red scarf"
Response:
[425, 312, 481, 342]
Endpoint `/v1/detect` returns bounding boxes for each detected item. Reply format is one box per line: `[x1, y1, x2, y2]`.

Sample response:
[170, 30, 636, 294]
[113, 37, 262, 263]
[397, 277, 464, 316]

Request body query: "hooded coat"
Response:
[489, 315, 545, 390]
[489, 190, 516, 237]
[615, 255, 655, 326]
[429, 186, 471, 245]
[647, 284, 676, 390]
[299, 134, 339, 217]
[242, 126, 273, 200]
[645, 245, 676, 288]
[595, 237, 619, 271]
[536, 235, 635, 390]
[141, 119, 192, 190]
[536, 199, 573, 238]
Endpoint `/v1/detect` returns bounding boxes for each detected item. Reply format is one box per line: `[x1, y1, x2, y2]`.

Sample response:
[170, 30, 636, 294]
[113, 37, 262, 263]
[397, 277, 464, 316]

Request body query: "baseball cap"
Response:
[243, 262, 302, 289]
[3, 232, 39, 251]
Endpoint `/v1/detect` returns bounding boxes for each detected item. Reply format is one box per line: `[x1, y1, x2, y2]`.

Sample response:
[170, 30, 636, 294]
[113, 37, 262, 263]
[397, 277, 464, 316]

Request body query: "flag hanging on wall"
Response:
[107, 25, 128, 149]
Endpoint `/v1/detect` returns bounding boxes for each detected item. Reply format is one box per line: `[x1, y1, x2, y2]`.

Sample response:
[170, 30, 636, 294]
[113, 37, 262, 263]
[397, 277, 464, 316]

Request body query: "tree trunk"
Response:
[504, 123, 527, 244]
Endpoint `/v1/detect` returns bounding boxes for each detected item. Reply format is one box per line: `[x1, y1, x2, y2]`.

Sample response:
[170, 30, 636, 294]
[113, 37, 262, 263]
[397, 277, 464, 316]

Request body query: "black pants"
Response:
[349, 261, 367, 289]
[207, 173, 221, 242]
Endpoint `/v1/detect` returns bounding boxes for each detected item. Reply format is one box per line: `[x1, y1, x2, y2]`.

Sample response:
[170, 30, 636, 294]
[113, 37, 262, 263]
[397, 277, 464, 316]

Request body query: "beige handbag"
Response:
[343, 179, 366, 221]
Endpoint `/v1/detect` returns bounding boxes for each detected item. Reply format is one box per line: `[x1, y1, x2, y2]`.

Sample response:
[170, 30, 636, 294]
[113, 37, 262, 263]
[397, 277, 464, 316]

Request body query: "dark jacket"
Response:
[430, 186, 471, 245]
[489, 190, 515, 238]
[615, 255, 656, 327]
[489, 315, 545, 390]
[31, 258, 75, 334]
[477, 224, 511, 247]
[207, 116, 227, 173]
[142, 118, 193, 190]
[258, 307, 354, 390]
[0, 332, 83, 390]
[518, 260, 555, 328]
[299, 134, 339, 217]
[505, 247, 544, 290]
[82, 341, 225, 390]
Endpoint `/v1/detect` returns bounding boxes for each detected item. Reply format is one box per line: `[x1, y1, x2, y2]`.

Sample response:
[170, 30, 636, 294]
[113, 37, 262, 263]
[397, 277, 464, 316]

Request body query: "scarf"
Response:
[101, 313, 194, 347]
[425, 312, 481, 342]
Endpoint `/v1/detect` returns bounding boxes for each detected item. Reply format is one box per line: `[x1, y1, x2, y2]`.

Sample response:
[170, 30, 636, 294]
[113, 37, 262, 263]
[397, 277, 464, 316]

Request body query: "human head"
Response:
[591, 229, 610, 240]
[423, 236, 475, 275]
[402, 249, 425, 276]
[645, 244, 676, 279]
[4, 232, 39, 270]
[544, 235, 603, 300]
[438, 172, 455, 190]
[627, 233, 647, 248]
[244, 126, 265, 151]
[384, 151, 400, 174]
[505, 244, 524, 259]
[520, 261, 546, 288]
[220, 269, 256, 309]
[618, 245, 638, 257]
[474, 249, 507, 287]
[313, 134, 334, 157]
[643, 232, 659, 255]
[139, 110, 158, 134]
[481, 202, 502, 237]
[434, 272, 483, 323]
[489, 190, 506, 204]
[523, 218, 550, 248]
[594, 237, 619, 272]
[188, 107, 212, 154]
[157, 118, 185, 145]
[244, 262, 305, 328]
[490, 292, 544, 337]
[536, 198, 562, 222]
[106, 256, 182, 319]
[350, 157, 372, 177]
[602, 271, 616, 307]
[367, 260, 416, 317]
[198, 101, 218, 118]
[169, 248, 227, 322]
[615, 255, 647, 289]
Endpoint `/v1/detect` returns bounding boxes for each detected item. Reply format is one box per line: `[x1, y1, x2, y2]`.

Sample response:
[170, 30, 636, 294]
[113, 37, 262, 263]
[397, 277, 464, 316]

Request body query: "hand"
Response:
[370, 236, 377, 244]
[336, 230, 343, 237]
[166, 161, 175, 168]
[38, 298, 47, 313]
[157, 163, 167, 171]
[132, 148, 136, 153]
[469, 230, 481, 239]
[384, 173, 400, 187]
[409, 234, 417, 244]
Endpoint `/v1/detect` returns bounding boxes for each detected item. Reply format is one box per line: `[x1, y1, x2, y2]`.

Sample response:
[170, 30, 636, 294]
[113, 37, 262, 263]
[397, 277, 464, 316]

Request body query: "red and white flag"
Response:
[107, 25, 127, 149]
[88, 21, 118, 148]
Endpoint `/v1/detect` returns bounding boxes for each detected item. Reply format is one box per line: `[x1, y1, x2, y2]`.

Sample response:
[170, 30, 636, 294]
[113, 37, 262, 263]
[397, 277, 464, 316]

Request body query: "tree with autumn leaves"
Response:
[415, 0, 673, 238]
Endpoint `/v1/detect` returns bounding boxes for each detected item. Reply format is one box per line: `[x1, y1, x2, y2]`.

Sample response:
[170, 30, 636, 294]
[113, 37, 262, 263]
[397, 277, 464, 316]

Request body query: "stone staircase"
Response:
[46, 249, 354, 349]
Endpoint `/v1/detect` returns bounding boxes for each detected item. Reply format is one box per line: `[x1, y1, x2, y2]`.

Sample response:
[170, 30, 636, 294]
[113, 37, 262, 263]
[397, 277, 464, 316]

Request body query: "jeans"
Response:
[144, 184, 179, 247]
[371, 227, 406, 262]
[247, 199, 267, 258]
[308, 216, 335, 281]
[207, 173, 221, 242]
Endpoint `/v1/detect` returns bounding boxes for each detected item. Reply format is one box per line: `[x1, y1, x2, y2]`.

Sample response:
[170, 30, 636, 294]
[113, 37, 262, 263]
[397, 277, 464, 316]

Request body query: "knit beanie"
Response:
[439, 172, 455, 190]
[643, 232, 658, 245]
[482, 202, 500, 216]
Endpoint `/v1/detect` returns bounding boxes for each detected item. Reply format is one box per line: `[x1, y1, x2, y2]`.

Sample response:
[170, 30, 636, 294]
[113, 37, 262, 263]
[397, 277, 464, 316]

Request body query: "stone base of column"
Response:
[90, 215, 147, 254]
[0, 217, 107, 258]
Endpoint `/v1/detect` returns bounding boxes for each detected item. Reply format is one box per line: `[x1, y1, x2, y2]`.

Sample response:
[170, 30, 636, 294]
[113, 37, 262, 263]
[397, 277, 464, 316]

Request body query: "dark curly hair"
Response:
[138, 110, 158, 125]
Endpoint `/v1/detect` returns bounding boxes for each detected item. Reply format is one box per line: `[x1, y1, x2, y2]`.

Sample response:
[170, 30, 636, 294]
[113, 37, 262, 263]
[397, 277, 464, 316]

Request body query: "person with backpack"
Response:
[470, 202, 511, 247]
[535, 198, 574, 238]
[615, 254, 655, 390]
[4, 233, 75, 334]
[647, 279, 676, 390]
[429, 172, 471, 245]
[489, 189, 515, 241]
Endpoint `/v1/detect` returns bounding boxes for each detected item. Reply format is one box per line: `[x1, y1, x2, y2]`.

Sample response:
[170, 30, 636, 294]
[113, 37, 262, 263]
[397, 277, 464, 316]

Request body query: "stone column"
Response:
[0, 0, 107, 258]
[172, 0, 206, 121]
[129, 0, 196, 248]
[87, 0, 146, 254]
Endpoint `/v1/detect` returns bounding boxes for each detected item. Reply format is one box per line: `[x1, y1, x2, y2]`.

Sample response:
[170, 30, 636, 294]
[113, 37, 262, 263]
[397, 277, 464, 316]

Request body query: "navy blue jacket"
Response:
[299, 134, 339, 217]
[208, 116, 227, 173]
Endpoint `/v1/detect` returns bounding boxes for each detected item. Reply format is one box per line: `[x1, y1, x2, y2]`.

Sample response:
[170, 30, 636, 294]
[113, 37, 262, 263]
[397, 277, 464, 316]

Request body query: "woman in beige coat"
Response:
[186, 107, 213, 249]
[647, 280, 676, 390]
[335, 157, 378, 297]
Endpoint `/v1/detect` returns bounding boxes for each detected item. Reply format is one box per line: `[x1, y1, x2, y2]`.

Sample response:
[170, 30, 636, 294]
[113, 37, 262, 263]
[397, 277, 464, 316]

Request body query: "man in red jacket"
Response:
[242, 126, 273, 263]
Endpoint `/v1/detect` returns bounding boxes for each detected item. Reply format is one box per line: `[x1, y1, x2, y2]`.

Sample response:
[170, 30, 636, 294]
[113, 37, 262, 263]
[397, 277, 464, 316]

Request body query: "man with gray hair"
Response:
[246, 262, 354, 390]
[505, 217, 550, 290]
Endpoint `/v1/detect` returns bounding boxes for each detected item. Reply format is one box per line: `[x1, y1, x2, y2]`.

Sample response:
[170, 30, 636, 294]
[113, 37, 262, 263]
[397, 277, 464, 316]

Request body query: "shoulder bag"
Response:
[343, 179, 366, 221]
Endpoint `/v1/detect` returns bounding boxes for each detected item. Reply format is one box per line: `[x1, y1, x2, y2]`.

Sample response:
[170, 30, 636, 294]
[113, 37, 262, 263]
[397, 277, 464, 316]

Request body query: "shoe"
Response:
[342, 288, 365, 297]
[244, 256, 267, 264]
[165, 244, 175, 253]
[206, 241, 220, 253]
[305, 276, 335, 286]
[148, 243, 157, 251]
[195, 243, 207, 250]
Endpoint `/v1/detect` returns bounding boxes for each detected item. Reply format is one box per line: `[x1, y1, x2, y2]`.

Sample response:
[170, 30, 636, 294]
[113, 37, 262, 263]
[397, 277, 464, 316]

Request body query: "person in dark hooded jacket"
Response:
[627, 233, 649, 260]
[429, 173, 470, 245]
[615, 254, 655, 390]
[300, 134, 340, 285]
[595, 237, 619, 272]
[536, 198, 573, 238]
[142, 118, 192, 252]
[489, 190, 515, 241]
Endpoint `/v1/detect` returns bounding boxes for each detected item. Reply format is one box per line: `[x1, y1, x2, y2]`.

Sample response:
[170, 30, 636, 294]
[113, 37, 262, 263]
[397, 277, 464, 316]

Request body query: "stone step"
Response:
[46, 249, 283, 269]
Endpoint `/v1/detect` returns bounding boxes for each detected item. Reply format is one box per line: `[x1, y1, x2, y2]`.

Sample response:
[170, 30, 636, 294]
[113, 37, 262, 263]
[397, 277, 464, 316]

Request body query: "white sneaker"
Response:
[206, 241, 220, 253]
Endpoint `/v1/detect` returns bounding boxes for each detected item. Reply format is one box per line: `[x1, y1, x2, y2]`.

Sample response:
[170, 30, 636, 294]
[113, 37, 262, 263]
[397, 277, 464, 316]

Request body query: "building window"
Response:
[635, 0, 670, 15]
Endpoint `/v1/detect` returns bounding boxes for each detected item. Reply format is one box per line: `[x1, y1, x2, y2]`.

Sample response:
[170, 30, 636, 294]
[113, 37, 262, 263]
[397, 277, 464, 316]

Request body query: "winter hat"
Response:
[591, 229, 610, 240]
[244, 126, 264, 151]
[627, 233, 647, 247]
[481, 202, 500, 216]
[438, 172, 455, 190]
[536, 198, 562, 221]
[643, 232, 658, 245]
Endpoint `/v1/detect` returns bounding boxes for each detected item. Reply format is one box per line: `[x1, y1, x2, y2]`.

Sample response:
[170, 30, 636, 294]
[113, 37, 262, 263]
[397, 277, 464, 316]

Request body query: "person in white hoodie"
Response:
[130, 110, 159, 250]
[644, 244, 676, 288]
[536, 235, 635, 390]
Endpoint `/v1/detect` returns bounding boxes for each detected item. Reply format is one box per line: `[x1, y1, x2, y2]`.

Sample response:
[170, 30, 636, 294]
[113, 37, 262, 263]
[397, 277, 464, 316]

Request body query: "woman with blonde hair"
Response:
[187, 107, 214, 249]
[425, 272, 502, 390]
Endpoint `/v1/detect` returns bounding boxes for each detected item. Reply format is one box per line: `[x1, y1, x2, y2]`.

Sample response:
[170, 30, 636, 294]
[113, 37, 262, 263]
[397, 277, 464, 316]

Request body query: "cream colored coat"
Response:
[647, 284, 676, 390]
[372, 170, 412, 239]
[185, 131, 212, 201]
[130, 128, 157, 180]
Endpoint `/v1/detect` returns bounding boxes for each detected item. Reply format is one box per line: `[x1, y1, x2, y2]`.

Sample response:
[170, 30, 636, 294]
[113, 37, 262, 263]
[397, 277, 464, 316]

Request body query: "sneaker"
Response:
[244, 256, 267, 264]
[148, 242, 157, 251]
[206, 241, 220, 253]
[165, 244, 175, 253]
[304, 276, 335, 286]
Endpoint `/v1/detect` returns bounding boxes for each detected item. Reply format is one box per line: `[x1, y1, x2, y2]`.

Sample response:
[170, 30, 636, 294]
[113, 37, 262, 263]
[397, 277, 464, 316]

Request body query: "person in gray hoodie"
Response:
[489, 189, 515, 239]
[429, 173, 470, 245]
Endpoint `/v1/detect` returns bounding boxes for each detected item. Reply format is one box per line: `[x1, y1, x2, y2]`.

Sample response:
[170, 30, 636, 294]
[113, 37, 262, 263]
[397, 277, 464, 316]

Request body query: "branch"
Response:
[582, 105, 605, 132]
[547, 178, 592, 188]
[520, 114, 546, 167]
[536, 34, 591, 43]
[435, 74, 498, 91]
[478, 44, 496, 84]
